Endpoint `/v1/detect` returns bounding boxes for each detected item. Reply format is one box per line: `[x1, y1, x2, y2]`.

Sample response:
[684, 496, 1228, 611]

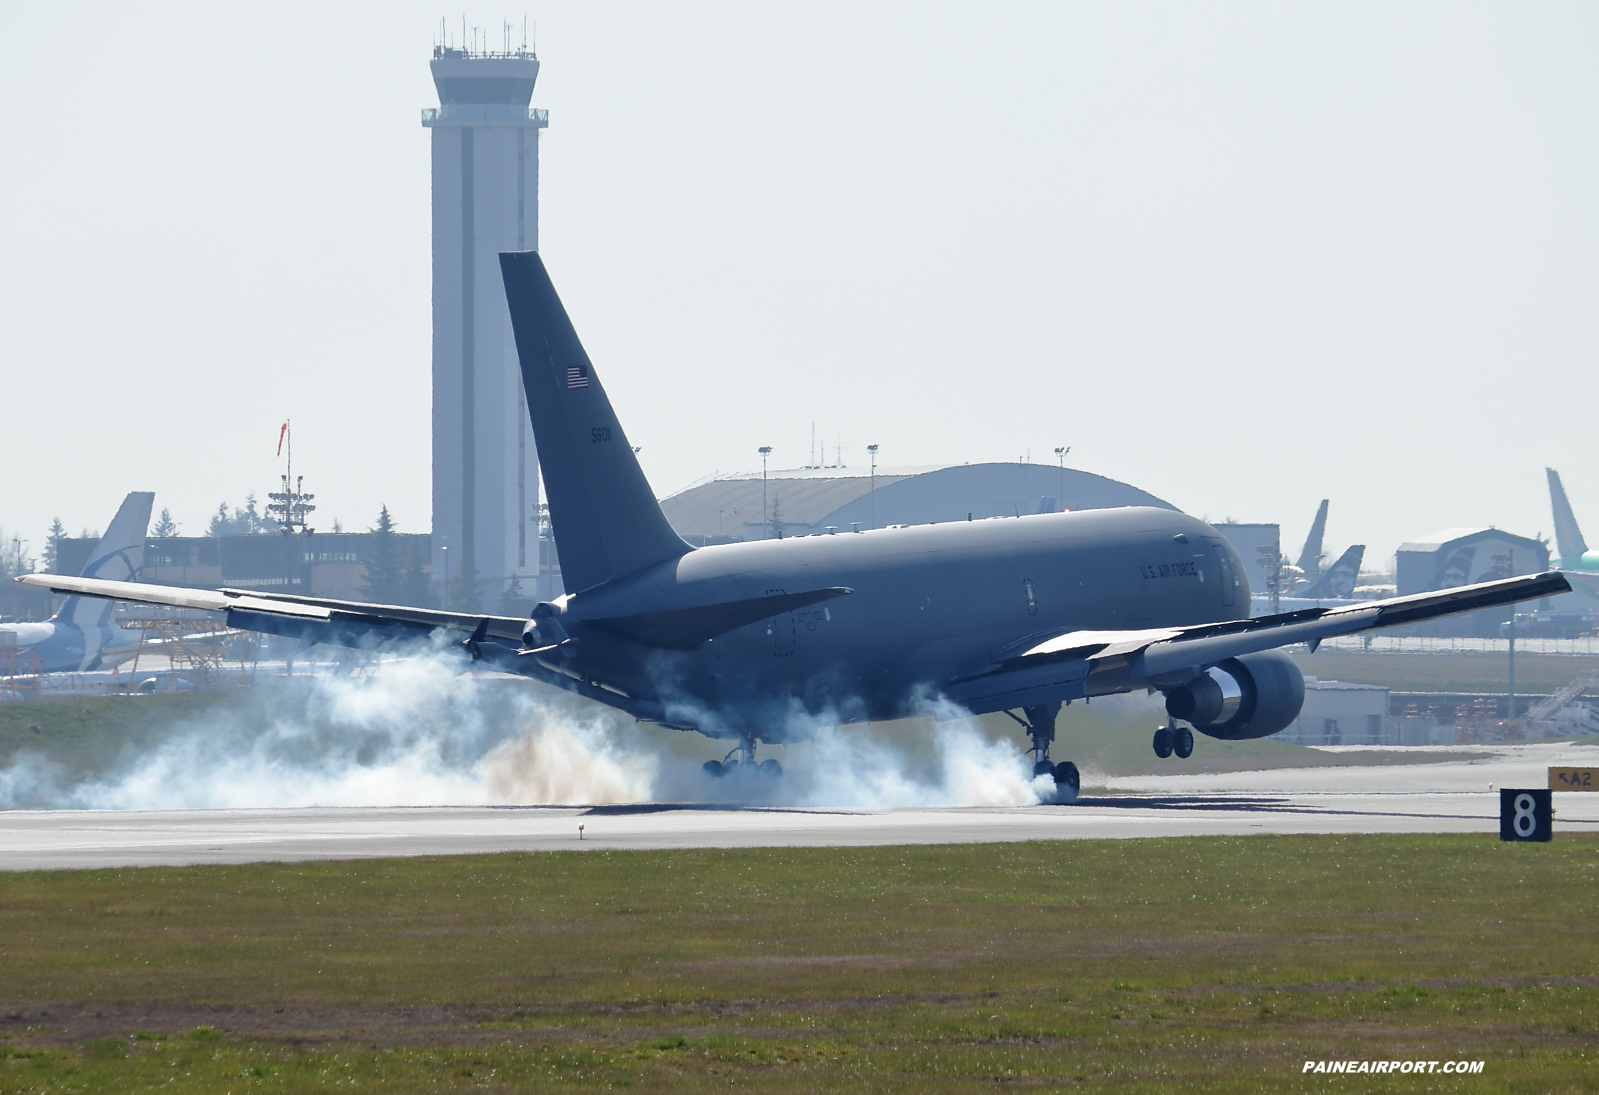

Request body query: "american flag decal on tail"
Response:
[567, 362, 589, 390]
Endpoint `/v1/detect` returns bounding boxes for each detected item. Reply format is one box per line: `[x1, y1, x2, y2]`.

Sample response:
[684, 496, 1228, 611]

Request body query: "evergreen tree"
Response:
[499, 572, 530, 616]
[398, 553, 438, 609]
[152, 508, 179, 539]
[206, 495, 276, 536]
[358, 506, 404, 604]
[0, 530, 34, 581]
[447, 552, 483, 613]
[241, 492, 269, 534]
[43, 518, 65, 572]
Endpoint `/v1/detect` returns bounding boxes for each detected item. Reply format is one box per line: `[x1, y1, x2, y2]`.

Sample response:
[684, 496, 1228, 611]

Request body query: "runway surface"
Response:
[3, 742, 1596, 870]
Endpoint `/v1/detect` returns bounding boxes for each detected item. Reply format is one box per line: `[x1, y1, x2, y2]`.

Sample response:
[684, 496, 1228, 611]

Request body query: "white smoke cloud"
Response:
[0, 652, 1047, 811]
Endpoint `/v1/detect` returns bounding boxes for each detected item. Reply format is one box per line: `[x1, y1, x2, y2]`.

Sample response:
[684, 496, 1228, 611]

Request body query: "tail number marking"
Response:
[591, 426, 612, 443]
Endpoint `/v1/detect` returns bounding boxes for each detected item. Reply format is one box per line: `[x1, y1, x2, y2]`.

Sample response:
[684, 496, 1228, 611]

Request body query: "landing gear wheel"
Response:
[1051, 761, 1080, 804]
[758, 758, 783, 778]
[1173, 726, 1194, 759]
[1033, 760, 1056, 778]
[702, 760, 728, 778]
[1153, 726, 1174, 759]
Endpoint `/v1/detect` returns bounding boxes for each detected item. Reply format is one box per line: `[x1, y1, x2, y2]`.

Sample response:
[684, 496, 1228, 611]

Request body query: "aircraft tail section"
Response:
[61, 491, 155, 631]
[1296, 499, 1329, 577]
[1547, 468, 1587, 566]
[1304, 544, 1364, 600]
[499, 251, 693, 593]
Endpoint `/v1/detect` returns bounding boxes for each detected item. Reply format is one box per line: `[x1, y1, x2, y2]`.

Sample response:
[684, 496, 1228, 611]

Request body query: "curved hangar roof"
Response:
[659, 462, 1176, 543]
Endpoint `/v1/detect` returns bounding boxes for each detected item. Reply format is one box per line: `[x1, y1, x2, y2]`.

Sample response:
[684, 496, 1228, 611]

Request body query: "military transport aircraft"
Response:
[19, 253, 1569, 802]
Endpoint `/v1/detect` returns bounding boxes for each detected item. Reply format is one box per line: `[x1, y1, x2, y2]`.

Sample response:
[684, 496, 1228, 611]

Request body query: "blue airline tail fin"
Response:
[1547, 468, 1587, 566]
[498, 251, 693, 593]
[59, 492, 155, 630]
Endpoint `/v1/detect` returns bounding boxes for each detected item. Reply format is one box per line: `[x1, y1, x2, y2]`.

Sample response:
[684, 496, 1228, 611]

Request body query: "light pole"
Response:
[1054, 446, 1070, 510]
[441, 545, 450, 611]
[1492, 551, 1516, 729]
[867, 444, 879, 529]
[1255, 541, 1281, 616]
[758, 447, 773, 535]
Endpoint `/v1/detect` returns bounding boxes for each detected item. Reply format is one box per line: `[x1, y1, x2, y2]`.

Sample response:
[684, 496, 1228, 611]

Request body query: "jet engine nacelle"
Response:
[1163, 649, 1305, 740]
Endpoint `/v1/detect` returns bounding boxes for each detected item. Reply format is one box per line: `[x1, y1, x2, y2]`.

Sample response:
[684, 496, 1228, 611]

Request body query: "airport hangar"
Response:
[25, 462, 1167, 617]
[659, 462, 1174, 545]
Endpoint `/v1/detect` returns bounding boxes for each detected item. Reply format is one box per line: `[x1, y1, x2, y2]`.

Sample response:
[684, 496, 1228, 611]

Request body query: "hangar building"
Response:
[1395, 527, 1551, 636]
[1396, 528, 1549, 595]
[658, 463, 1176, 544]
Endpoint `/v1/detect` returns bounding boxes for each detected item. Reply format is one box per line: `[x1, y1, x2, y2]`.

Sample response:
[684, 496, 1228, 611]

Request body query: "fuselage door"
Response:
[1212, 545, 1236, 607]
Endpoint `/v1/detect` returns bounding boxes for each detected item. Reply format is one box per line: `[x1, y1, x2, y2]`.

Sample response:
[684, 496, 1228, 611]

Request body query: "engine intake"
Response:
[1164, 649, 1305, 740]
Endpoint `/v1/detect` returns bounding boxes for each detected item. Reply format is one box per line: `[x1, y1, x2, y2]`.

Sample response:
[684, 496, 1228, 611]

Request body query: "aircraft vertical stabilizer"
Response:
[499, 251, 692, 593]
[1296, 499, 1329, 578]
[1303, 544, 1364, 600]
[1547, 468, 1588, 567]
[62, 491, 154, 632]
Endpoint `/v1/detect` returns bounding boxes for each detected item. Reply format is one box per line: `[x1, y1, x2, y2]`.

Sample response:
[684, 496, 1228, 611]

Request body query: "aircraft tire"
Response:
[1052, 761, 1080, 804]
[1153, 727, 1174, 759]
[702, 760, 727, 778]
[758, 758, 783, 778]
[1173, 726, 1194, 759]
[1033, 760, 1056, 778]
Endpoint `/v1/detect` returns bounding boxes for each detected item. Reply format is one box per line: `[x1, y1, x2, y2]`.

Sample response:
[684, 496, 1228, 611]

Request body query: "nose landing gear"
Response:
[1153, 721, 1195, 760]
[1004, 702, 1080, 804]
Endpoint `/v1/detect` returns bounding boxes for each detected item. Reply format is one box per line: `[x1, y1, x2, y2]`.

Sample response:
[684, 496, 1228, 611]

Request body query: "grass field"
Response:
[1, 834, 1594, 1092]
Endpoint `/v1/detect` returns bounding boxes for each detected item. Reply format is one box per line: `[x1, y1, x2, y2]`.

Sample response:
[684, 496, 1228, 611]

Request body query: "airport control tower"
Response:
[423, 41, 547, 608]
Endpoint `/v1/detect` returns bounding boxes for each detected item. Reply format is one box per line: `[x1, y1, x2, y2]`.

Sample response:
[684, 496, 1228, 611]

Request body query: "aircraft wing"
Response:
[946, 571, 1571, 713]
[14, 573, 528, 645]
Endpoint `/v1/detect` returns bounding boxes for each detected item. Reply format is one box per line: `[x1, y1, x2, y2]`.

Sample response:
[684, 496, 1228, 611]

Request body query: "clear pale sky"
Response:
[3, 3, 1595, 572]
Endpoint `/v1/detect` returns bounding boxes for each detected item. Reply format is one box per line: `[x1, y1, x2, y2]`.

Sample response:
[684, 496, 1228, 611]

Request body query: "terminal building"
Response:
[423, 42, 549, 605]
[53, 532, 433, 605]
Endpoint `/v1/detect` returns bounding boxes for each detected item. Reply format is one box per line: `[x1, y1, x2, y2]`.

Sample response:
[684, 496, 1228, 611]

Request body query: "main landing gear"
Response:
[702, 734, 783, 780]
[1004, 702, 1080, 805]
[1152, 720, 1194, 760]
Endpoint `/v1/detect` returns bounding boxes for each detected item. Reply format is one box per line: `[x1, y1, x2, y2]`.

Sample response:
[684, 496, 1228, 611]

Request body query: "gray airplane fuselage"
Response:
[559, 507, 1248, 739]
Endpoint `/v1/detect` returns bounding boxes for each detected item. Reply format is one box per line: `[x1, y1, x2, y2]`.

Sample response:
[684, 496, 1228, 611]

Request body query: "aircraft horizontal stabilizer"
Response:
[947, 570, 1570, 712]
[588, 587, 853, 650]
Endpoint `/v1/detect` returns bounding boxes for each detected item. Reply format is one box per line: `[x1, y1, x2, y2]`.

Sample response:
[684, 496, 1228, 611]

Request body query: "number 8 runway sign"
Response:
[1499, 789, 1552, 842]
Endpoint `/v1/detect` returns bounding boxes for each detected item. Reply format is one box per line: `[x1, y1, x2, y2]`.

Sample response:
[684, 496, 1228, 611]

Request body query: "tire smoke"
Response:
[0, 654, 1044, 811]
